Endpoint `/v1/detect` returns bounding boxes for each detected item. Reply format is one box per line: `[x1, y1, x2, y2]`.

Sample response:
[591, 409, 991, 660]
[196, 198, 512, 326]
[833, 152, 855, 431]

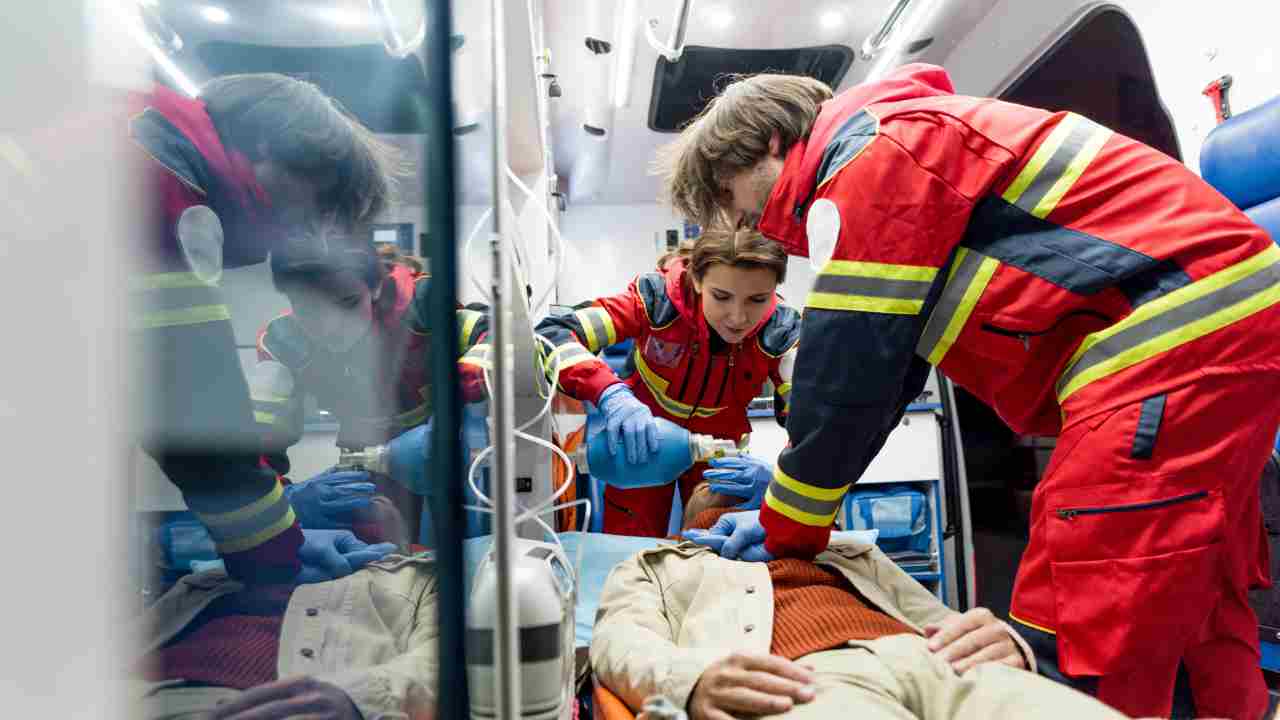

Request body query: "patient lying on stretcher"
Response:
[133, 496, 437, 720]
[591, 484, 1132, 720]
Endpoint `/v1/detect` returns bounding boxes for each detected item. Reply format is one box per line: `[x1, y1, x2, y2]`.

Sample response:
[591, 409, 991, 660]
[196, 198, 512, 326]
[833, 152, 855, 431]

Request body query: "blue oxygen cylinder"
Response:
[582, 412, 739, 489]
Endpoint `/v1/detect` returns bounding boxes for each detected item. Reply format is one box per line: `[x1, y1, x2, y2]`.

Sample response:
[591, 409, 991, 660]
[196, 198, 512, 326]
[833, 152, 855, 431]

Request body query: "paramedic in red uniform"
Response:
[536, 228, 801, 537]
[124, 74, 401, 582]
[662, 63, 1280, 719]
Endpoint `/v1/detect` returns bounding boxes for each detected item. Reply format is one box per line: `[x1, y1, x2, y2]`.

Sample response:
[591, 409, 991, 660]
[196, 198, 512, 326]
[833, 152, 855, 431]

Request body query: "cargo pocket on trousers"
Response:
[1047, 487, 1224, 676]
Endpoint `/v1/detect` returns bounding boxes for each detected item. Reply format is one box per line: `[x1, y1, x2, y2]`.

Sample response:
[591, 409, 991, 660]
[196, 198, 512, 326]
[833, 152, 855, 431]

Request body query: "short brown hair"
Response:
[661, 227, 788, 286]
[654, 74, 833, 227]
[201, 73, 406, 228]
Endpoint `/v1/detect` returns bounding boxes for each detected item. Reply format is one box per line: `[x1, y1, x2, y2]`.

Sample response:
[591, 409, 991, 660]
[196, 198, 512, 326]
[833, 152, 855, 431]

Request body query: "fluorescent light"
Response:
[200, 5, 230, 24]
[315, 6, 369, 27]
[820, 10, 846, 30]
[703, 5, 733, 30]
[612, 0, 638, 108]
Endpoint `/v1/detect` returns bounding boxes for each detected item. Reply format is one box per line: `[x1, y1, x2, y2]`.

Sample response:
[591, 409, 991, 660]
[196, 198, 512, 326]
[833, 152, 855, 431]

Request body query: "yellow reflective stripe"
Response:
[460, 343, 492, 370]
[1002, 114, 1080, 205]
[1009, 612, 1056, 635]
[253, 411, 277, 425]
[215, 507, 298, 554]
[918, 249, 1000, 365]
[773, 466, 850, 502]
[764, 486, 841, 527]
[633, 352, 722, 419]
[252, 393, 290, 405]
[574, 307, 618, 352]
[458, 310, 482, 353]
[136, 304, 232, 329]
[199, 482, 286, 528]
[822, 260, 938, 283]
[547, 342, 597, 372]
[806, 294, 924, 315]
[1029, 125, 1112, 218]
[776, 382, 792, 398]
[1057, 245, 1280, 402]
[133, 271, 217, 291]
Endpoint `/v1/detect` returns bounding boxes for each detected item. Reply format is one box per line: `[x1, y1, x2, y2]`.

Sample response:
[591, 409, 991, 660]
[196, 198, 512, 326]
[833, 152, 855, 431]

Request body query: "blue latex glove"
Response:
[294, 529, 397, 585]
[703, 454, 772, 510]
[682, 510, 776, 562]
[597, 383, 660, 465]
[284, 470, 376, 529]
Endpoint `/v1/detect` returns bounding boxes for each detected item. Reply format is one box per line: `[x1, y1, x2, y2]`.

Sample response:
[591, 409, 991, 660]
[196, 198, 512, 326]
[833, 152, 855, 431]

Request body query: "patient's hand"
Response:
[924, 607, 1025, 674]
[689, 652, 816, 720]
[206, 676, 360, 719]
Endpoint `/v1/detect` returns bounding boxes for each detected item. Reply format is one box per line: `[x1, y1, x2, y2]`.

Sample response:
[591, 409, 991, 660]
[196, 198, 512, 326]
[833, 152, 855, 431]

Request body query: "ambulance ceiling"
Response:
[141, 0, 1005, 207]
[544, 0, 1003, 205]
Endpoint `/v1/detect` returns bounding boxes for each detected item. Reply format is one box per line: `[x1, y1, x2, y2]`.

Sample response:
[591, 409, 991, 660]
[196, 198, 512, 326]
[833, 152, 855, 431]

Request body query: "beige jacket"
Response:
[133, 553, 438, 720]
[590, 536, 1034, 711]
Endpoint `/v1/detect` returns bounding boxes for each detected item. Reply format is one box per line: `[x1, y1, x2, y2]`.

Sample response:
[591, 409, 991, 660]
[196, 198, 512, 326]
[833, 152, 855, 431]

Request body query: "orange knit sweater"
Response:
[689, 507, 917, 660]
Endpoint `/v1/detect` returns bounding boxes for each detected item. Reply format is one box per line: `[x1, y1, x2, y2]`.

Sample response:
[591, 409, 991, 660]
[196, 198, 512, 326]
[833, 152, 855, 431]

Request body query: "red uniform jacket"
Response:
[537, 258, 800, 442]
[757, 65, 1280, 560]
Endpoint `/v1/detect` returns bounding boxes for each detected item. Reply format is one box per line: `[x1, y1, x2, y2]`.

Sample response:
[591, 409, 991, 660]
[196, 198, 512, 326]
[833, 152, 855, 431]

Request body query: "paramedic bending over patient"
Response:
[661, 63, 1280, 719]
[536, 229, 801, 537]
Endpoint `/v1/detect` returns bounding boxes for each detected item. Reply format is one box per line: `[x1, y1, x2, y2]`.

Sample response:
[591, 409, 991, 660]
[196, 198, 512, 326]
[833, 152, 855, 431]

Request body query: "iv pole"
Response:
[488, 0, 522, 715]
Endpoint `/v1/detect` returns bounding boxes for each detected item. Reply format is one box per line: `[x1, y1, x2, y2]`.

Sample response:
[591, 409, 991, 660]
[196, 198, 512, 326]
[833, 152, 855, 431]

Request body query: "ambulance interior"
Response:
[16, 0, 1280, 716]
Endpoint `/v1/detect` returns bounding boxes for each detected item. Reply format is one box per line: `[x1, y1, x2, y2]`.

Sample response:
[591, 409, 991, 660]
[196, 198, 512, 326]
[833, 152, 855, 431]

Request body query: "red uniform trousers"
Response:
[1010, 306, 1280, 719]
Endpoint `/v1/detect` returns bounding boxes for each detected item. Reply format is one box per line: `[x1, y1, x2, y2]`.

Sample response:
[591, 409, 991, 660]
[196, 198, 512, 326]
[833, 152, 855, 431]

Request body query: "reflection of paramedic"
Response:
[128, 74, 400, 583]
[134, 549, 434, 719]
[658, 63, 1280, 719]
[254, 227, 488, 540]
[593, 505, 1127, 720]
[536, 229, 801, 536]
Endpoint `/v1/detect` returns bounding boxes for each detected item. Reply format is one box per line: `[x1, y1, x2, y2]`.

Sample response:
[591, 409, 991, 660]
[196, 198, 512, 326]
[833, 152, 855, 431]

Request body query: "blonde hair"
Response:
[654, 74, 833, 227]
[660, 227, 788, 286]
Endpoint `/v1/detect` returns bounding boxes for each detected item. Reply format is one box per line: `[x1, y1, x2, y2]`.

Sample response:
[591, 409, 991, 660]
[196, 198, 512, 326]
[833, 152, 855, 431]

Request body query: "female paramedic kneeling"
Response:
[253, 228, 489, 545]
[536, 228, 801, 537]
[663, 63, 1280, 719]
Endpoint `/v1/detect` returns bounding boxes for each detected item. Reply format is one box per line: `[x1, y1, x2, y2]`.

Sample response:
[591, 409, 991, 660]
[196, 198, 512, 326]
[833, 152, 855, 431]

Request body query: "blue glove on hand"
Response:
[703, 454, 772, 510]
[284, 470, 376, 529]
[682, 510, 776, 562]
[294, 529, 397, 585]
[597, 383, 660, 465]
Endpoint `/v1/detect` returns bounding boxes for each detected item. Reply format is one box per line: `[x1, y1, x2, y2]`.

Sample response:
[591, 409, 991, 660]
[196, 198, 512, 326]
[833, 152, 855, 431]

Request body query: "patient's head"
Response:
[351, 494, 411, 549]
[681, 486, 742, 533]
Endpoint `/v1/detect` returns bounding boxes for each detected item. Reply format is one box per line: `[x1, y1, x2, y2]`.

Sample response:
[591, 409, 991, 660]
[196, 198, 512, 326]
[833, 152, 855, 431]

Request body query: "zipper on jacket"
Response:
[1055, 490, 1208, 521]
[981, 310, 1116, 351]
[676, 341, 701, 399]
[712, 345, 737, 408]
[686, 352, 716, 420]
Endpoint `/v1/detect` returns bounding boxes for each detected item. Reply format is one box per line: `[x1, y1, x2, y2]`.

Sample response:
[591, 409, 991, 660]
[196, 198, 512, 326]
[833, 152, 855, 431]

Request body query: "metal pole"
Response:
[668, 0, 693, 55]
[488, 0, 521, 716]
[421, 1, 469, 718]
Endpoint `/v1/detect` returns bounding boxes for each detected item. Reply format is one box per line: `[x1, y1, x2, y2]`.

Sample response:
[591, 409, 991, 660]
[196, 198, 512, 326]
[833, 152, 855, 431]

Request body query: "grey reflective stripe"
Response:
[136, 284, 224, 312]
[581, 310, 611, 351]
[916, 249, 987, 360]
[1013, 116, 1102, 214]
[1131, 393, 1166, 460]
[465, 622, 562, 664]
[1057, 260, 1280, 397]
[202, 492, 293, 545]
[811, 273, 932, 301]
[551, 344, 593, 365]
[768, 479, 842, 519]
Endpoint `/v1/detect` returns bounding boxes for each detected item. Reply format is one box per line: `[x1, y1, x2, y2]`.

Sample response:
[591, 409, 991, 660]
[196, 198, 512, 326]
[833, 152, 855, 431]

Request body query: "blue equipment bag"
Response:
[844, 486, 930, 557]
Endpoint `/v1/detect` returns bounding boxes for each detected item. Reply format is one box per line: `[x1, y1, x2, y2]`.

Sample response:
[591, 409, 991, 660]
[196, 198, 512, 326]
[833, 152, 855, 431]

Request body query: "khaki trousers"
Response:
[771, 635, 1127, 720]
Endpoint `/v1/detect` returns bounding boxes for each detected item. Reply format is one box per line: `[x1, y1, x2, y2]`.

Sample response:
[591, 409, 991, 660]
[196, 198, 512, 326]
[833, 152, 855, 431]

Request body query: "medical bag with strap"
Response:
[844, 486, 930, 558]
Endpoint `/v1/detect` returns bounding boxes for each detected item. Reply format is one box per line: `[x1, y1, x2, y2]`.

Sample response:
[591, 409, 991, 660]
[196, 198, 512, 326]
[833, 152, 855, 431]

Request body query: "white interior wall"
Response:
[942, 0, 1280, 174]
